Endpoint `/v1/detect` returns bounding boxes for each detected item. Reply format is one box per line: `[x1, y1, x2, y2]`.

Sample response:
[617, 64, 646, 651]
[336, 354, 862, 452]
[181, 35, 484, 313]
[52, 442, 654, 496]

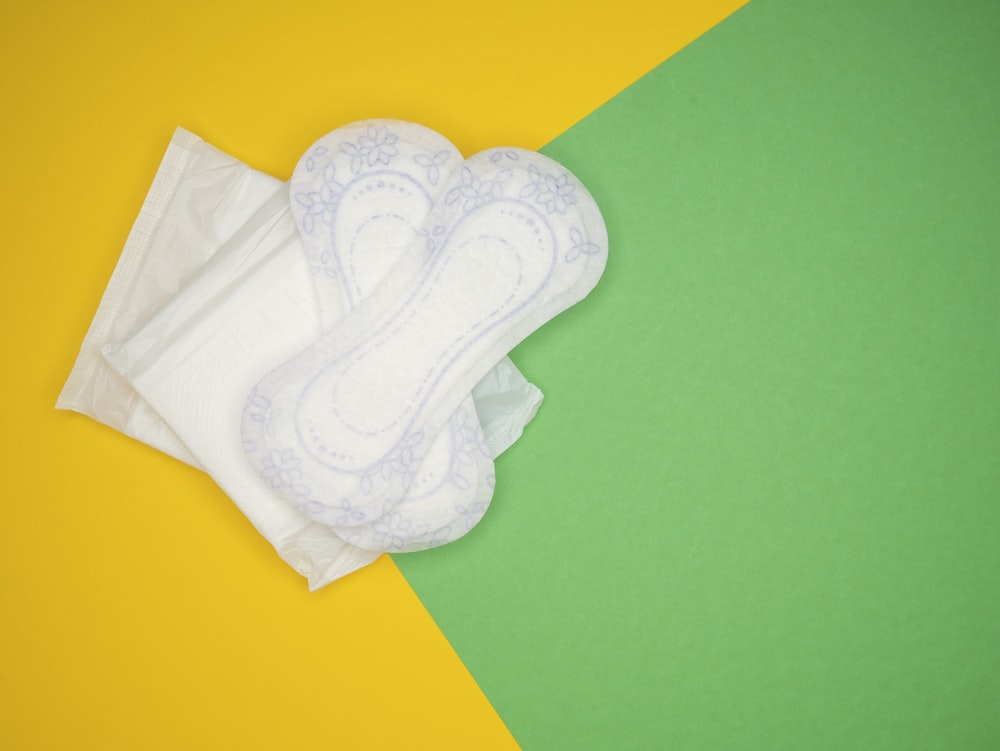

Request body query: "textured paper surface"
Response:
[394, 0, 1000, 748]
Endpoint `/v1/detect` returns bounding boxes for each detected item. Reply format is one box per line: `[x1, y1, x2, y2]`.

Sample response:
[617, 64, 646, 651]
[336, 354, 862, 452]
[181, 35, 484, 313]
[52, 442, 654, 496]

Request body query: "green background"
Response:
[396, 0, 1000, 747]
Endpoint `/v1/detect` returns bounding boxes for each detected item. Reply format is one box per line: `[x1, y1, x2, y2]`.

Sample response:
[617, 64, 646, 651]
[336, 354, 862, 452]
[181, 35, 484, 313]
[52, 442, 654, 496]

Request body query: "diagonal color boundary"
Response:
[396, 0, 1000, 747]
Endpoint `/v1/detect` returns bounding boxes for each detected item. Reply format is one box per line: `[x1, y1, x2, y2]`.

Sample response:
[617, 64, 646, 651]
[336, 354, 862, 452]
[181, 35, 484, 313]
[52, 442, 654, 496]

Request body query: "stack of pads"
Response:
[58, 120, 608, 590]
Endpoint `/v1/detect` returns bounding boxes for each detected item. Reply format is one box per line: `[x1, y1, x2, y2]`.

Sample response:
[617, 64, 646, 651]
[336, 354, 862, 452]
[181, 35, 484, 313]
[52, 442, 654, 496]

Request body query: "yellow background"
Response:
[0, 1, 746, 747]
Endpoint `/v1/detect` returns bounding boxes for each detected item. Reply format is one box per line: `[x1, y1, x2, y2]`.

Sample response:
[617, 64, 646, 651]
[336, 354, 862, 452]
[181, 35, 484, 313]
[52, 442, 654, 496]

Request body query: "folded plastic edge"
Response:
[55, 127, 203, 427]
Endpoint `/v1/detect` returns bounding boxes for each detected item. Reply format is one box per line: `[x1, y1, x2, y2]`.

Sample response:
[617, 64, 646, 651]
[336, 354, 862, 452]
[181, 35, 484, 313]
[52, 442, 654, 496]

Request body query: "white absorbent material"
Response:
[102, 186, 381, 584]
[241, 144, 608, 529]
[60, 126, 543, 588]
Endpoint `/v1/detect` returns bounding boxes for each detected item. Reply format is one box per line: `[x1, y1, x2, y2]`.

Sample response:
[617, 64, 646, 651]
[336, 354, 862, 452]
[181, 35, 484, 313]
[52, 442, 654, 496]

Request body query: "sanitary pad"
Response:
[242, 144, 608, 528]
[279, 121, 497, 550]
[60, 127, 544, 587]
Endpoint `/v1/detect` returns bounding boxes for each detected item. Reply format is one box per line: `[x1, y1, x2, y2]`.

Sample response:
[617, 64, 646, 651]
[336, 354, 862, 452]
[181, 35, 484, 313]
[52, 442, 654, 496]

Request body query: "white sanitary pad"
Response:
[279, 121, 497, 551]
[241, 143, 608, 529]
[59, 127, 544, 588]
